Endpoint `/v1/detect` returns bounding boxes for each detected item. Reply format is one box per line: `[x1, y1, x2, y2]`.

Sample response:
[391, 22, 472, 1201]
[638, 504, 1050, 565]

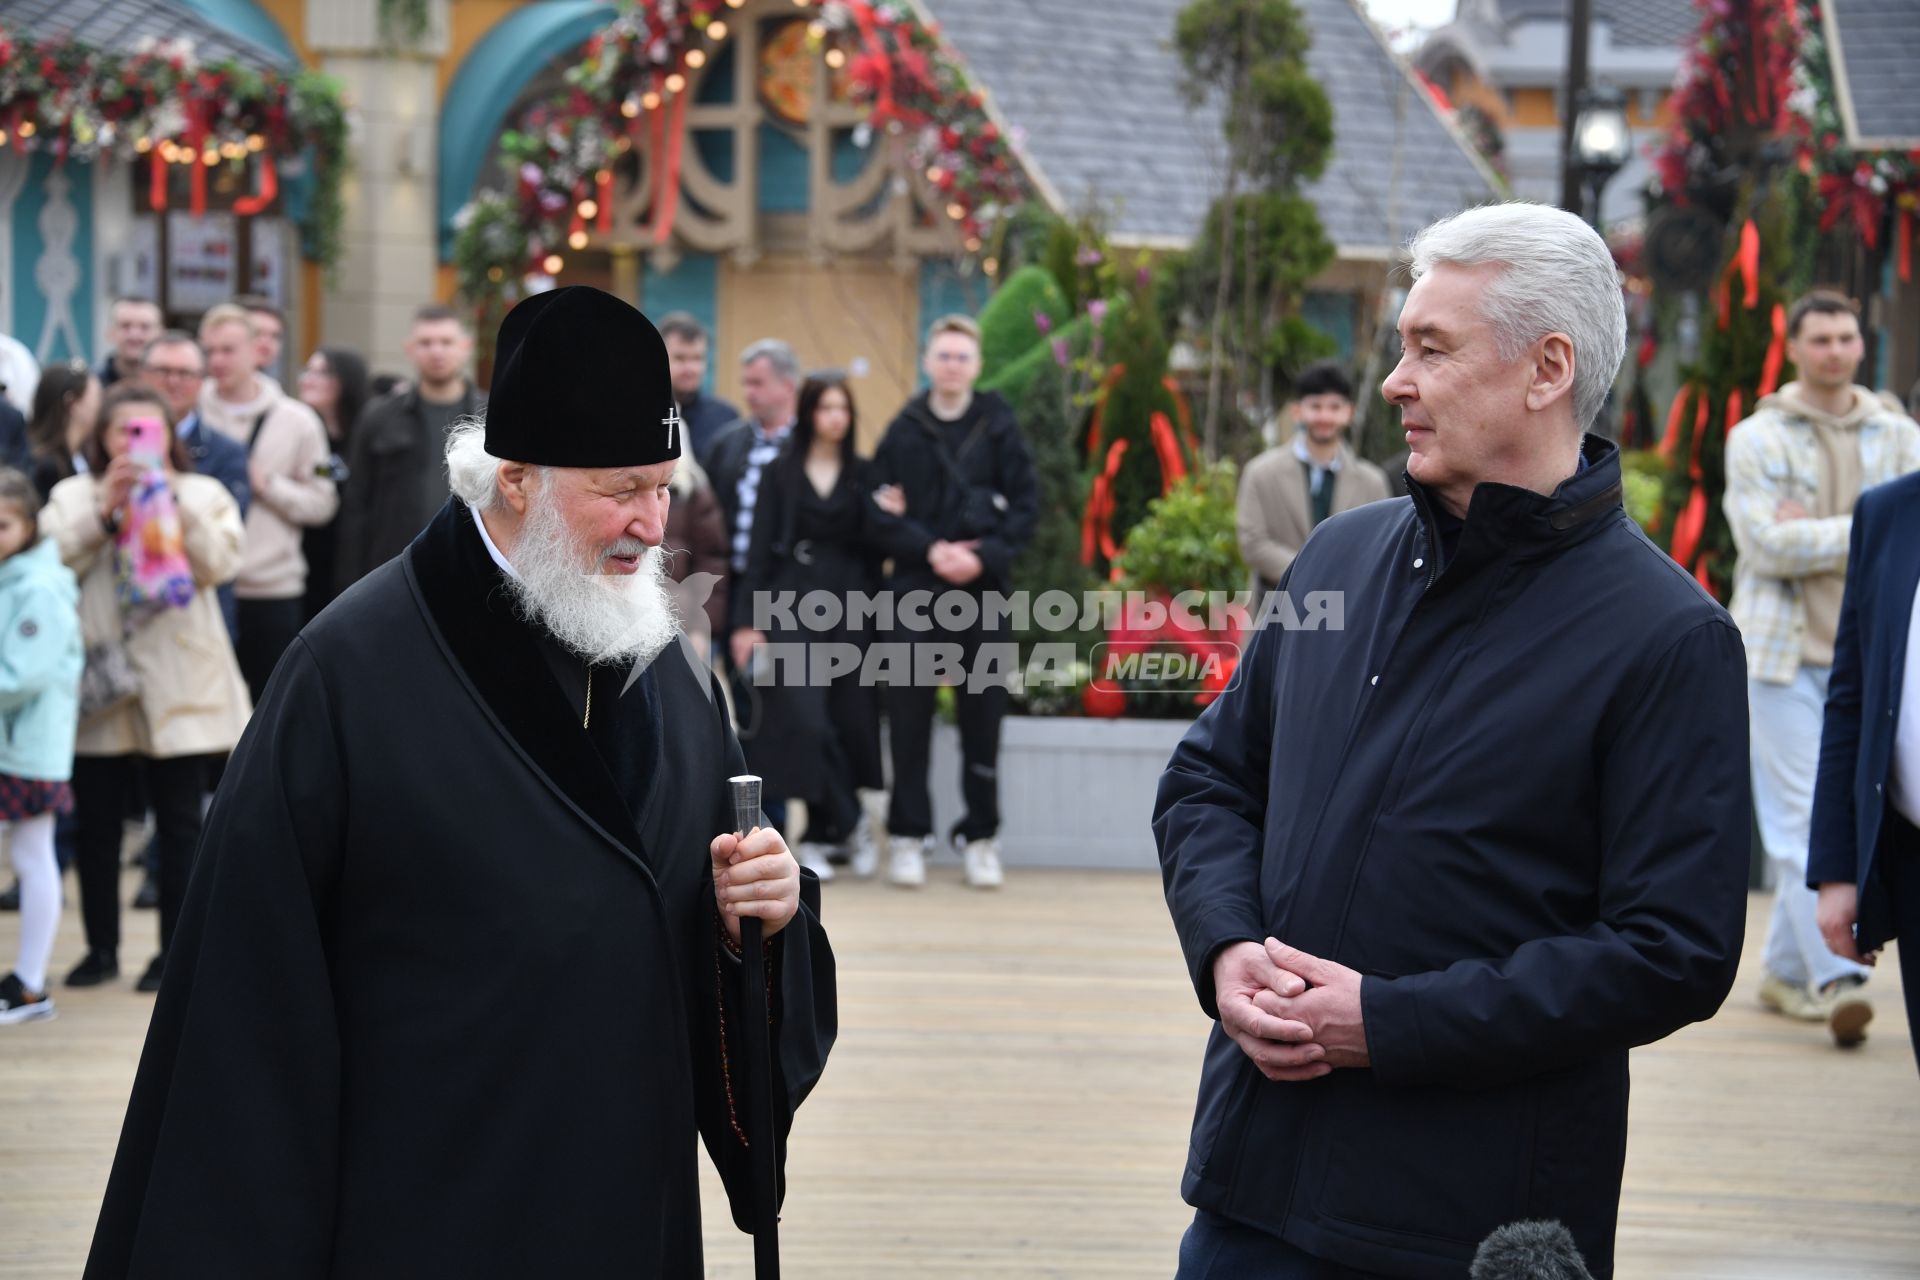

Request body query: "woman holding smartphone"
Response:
[41, 383, 250, 993]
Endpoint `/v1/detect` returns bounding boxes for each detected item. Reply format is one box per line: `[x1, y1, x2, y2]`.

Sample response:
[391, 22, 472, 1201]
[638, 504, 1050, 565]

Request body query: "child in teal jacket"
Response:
[0, 468, 82, 1023]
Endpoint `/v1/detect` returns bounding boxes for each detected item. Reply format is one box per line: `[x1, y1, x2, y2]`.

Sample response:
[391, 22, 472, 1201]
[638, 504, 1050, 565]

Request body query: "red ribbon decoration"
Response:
[1080, 438, 1129, 567]
[1694, 555, 1714, 592]
[1657, 388, 1691, 462]
[184, 98, 209, 218]
[1901, 210, 1914, 285]
[596, 167, 614, 234]
[650, 82, 688, 245]
[232, 154, 278, 216]
[1161, 375, 1198, 455]
[1737, 219, 1761, 309]
[148, 147, 169, 212]
[1725, 389, 1744, 439]
[1669, 394, 1712, 568]
[1148, 412, 1186, 493]
[1757, 303, 1788, 398]
[1670, 489, 1708, 569]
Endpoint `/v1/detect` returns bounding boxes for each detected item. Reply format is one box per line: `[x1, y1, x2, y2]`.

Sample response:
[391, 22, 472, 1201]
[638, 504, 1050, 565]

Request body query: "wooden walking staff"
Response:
[727, 774, 781, 1279]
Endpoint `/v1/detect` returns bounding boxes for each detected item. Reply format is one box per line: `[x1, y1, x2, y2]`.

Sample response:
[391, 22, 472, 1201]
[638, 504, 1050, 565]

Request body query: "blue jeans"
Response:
[1176, 1210, 1390, 1279]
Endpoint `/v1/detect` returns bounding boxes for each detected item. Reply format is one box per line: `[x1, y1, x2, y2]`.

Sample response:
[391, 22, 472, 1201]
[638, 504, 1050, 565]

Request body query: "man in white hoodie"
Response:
[196, 303, 338, 699]
[1725, 289, 1920, 1046]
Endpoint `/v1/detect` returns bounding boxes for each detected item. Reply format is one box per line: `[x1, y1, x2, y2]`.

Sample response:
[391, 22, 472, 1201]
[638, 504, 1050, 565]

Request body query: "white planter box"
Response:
[923, 714, 1193, 871]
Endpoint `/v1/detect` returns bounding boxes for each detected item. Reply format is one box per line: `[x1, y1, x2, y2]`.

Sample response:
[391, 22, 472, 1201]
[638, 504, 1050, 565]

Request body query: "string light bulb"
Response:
[825, 48, 845, 68]
[687, 48, 707, 68]
[542, 253, 564, 275]
[134, 136, 153, 152]
[643, 91, 662, 111]
[246, 134, 265, 152]
[578, 198, 599, 220]
[568, 230, 589, 250]
[946, 201, 965, 220]
[17, 122, 35, 138]
[665, 73, 686, 93]
[708, 21, 730, 39]
[621, 97, 640, 118]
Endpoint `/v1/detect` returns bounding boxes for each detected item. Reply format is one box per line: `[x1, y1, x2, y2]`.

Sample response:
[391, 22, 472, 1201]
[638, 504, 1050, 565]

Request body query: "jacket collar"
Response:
[403, 498, 653, 877]
[1408, 435, 1625, 570]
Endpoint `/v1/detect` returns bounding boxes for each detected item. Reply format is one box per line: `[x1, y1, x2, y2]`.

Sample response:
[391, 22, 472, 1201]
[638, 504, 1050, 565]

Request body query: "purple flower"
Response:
[1076, 247, 1104, 267]
[1033, 310, 1053, 334]
[1087, 299, 1109, 326]
[1051, 336, 1071, 368]
[1137, 265, 1152, 286]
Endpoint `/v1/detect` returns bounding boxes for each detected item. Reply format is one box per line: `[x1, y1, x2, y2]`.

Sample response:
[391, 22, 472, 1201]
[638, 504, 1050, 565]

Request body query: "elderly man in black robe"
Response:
[86, 287, 836, 1278]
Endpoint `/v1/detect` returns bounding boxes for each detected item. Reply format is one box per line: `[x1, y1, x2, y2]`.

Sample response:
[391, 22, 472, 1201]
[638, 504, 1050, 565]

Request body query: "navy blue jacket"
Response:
[1154, 439, 1749, 1279]
[1809, 470, 1920, 950]
[180, 411, 251, 641]
[683, 391, 741, 470]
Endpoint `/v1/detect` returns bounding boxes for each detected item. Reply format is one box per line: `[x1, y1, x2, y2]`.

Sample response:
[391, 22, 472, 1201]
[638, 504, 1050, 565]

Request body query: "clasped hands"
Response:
[927, 539, 983, 584]
[1213, 938, 1370, 1082]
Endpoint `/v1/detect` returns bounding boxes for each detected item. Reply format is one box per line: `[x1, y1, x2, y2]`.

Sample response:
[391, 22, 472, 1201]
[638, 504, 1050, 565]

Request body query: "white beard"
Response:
[503, 489, 681, 667]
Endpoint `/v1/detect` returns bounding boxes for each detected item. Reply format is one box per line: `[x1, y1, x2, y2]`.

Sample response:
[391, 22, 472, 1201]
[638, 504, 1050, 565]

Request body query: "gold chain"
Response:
[583, 662, 593, 729]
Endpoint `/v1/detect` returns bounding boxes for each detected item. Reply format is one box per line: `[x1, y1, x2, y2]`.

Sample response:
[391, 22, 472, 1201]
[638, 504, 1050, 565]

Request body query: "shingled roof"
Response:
[1824, 0, 1920, 148]
[928, 0, 1500, 254]
[0, 0, 294, 72]
[1493, 0, 1696, 48]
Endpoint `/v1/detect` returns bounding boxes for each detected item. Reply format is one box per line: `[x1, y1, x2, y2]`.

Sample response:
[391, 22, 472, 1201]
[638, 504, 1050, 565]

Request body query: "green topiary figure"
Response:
[976, 265, 1070, 383]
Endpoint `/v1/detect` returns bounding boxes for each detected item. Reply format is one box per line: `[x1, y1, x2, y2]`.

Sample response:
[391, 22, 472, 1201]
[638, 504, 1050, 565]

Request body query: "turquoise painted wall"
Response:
[10, 154, 95, 365]
[640, 254, 720, 392]
[172, 0, 296, 61]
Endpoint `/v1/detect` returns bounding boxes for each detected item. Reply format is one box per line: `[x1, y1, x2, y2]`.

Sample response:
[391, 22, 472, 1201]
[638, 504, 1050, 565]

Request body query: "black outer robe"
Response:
[85, 499, 836, 1278]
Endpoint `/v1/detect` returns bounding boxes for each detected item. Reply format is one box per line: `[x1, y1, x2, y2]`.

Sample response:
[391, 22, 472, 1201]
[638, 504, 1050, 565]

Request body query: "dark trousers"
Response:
[885, 623, 1009, 843]
[235, 596, 304, 703]
[1177, 1210, 1391, 1280]
[72, 754, 208, 958]
[800, 675, 884, 845]
[1883, 811, 1920, 1076]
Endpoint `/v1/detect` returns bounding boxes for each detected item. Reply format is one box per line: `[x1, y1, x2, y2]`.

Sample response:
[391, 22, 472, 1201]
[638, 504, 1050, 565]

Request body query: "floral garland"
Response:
[1649, 0, 1919, 277]
[452, 0, 1026, 312]
[1648, 0, 1802, 203]
[1789, 0, 1919, 275]
[0, 27, 350, 267]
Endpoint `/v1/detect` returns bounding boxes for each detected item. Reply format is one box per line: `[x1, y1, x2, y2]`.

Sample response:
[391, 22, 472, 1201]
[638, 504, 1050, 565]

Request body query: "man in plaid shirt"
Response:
[1725, 289, 1920, 1046]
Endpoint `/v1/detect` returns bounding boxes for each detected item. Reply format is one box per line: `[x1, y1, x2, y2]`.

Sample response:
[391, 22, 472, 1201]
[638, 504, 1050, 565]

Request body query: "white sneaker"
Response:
[845, 815, 880, 879]
[960, 837, 1004, 889]
[794, 842, 837, 882]
[887, 835, 927, 888]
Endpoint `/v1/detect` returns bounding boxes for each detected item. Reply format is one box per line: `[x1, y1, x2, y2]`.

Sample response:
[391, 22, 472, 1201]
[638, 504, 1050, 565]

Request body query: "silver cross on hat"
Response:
[662, 404, 684, 451]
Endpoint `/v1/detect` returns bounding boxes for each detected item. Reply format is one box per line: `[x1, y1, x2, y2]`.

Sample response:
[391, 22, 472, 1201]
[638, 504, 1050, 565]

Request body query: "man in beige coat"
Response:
[1237, 361, 1392, 596]
[196, 303, 338, 698]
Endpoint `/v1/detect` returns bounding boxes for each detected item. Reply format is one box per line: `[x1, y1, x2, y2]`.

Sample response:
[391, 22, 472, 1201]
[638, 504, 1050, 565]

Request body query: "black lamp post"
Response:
[1572, 86, 1632, 229]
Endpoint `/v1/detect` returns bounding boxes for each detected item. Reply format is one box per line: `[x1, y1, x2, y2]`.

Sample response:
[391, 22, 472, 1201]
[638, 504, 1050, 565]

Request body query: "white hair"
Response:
[1407, 203, 1626, 432]
[444, 418, 532, 510]
[442, 419, 678, 665]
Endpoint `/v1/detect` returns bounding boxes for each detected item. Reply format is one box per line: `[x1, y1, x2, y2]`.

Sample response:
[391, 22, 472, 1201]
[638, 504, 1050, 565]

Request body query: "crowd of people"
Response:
[0, 291, 1039, 1024]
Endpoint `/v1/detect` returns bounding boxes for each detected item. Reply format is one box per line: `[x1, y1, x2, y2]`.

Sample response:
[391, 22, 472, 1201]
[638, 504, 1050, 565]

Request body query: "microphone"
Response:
[1469, 1220, 1594, 1280]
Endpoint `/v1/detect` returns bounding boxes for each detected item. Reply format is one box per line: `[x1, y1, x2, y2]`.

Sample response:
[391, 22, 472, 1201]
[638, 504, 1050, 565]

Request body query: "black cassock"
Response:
[86, 499, 836, 1279]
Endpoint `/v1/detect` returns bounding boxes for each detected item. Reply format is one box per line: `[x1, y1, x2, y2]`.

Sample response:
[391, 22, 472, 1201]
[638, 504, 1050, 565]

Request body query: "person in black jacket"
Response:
[658, 311, 742, 467]
[732, 376, 897, 881]
[1155, 204, 1749, 1280]
[332, 304, 484, 591]
[870, 315, 1038, 889]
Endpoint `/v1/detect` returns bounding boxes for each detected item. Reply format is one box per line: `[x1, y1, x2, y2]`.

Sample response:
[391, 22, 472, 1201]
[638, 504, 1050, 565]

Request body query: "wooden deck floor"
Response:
[1, 868, 1914, 1278]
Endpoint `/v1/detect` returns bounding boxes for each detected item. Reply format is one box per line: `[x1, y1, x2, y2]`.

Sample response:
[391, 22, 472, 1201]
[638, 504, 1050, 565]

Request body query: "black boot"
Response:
[65, 950, 120, 987]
